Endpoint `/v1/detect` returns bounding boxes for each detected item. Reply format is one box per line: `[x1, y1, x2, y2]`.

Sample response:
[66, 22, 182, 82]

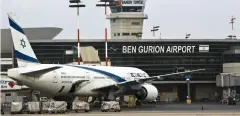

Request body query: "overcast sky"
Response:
[1, 0, 239, 39]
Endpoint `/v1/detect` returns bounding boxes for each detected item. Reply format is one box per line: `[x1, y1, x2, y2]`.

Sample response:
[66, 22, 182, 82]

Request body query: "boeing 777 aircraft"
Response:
[6, 12, 205, 103]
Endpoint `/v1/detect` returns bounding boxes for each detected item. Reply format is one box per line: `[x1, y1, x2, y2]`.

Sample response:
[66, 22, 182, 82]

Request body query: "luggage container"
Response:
[101, 101, 121, 112]
[10, 102, 23, 114]
[41, 102, 51, 113]
[54, 101, 67, 113]
[28, 102, 40, 114]
[41, 101, 67, 114]
[72, 101, 91, 112]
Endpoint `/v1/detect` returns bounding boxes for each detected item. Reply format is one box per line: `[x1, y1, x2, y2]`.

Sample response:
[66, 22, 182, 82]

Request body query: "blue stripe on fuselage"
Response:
[8, 17, 25, 34]
[69, 65, 126, 82]
[15, 50, 39, 63]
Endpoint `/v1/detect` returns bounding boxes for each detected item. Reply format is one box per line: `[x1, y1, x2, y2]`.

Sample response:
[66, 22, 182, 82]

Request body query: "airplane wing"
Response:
[92, 69, 205, 91]
[19, 65, 62, 77]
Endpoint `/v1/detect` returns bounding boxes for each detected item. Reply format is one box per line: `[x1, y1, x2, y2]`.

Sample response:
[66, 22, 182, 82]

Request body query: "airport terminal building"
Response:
[2, 31, 240, 102]
[1, 0, 240, 103]
[29, 39, 240, 102]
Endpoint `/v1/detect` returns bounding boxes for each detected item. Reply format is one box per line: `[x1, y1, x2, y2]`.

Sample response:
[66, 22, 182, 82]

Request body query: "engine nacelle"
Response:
[135, 84, 158, 101]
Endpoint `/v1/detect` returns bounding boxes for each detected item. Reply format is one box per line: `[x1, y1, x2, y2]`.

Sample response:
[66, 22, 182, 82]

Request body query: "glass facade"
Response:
[25, 40, 240, 82]
[110, 6, 143, 13]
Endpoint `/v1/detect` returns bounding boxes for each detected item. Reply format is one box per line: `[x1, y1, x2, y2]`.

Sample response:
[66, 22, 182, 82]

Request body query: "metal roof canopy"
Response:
[29, 39, 240, 43]
[1, 27, 63, 53]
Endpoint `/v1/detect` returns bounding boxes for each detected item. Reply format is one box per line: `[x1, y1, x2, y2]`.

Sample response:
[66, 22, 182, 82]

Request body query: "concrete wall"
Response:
[195, 84, 216, 101]
[158, 85, 178, 102]
[223, 63, 240, 76]
[107, 12, 147, 39]
[1, 92, 24, 102]
[159, 92, 178, 102]
[1, 58, 12, 65]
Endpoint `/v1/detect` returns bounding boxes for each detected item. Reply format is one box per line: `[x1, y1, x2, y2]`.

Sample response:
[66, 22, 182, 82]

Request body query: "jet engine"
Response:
[135, 84, 158, 101]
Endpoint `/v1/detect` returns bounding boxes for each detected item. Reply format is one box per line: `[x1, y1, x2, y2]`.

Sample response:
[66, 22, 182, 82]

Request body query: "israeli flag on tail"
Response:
[7, 12, 40, 67]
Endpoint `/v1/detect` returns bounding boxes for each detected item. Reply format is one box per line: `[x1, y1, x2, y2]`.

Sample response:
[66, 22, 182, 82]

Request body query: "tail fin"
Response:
[7, 12, 40, 67]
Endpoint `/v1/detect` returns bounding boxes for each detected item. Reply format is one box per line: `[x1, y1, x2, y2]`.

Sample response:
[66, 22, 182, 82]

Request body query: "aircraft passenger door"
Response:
[53, 71, 58, 83]
[126, 73, 132, 81]
[85, 71, 93, 80]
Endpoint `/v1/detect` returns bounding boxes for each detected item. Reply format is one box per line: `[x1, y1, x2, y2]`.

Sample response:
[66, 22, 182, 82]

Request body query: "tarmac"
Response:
[2, 103, 240, 116]
[2, 112, 240, 116]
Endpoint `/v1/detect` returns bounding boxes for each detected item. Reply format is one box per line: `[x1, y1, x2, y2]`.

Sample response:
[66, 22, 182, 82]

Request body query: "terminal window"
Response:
[122, 33, 130, 36]
[132, 33, 138, 35]
[132, 22, 140, 25]
[110, 7, 143, 13]
[122, 7, 143, 12]
[6, 93, 11, 96]
[111, 19, 116, 23]
[110, 7, 121, 13]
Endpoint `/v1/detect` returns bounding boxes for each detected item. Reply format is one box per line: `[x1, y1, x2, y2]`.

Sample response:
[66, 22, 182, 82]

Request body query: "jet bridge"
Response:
[65, 46, 110, 66]
[216, 73, 240, 99]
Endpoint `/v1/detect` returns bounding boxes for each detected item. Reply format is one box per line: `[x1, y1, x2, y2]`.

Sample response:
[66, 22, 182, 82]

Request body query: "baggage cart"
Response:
[41, 101, 67, 114]
[101, 101, 121, 112]
[54, 101, 67, 113]
[72, 101, 91, 112]
[10, 102, 23, 114]
[28, 102, 40, 114]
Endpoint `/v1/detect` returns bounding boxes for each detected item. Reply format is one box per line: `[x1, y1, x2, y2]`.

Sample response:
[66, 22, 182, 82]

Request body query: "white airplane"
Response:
[6, 12, 205, 103]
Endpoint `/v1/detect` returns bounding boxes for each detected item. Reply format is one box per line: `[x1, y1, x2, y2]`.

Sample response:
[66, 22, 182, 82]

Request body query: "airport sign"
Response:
[185, 75, 192, 79]
[122, 45, 210, 54]
[121, 0, 145, 6]
[122, 45, 196, 54]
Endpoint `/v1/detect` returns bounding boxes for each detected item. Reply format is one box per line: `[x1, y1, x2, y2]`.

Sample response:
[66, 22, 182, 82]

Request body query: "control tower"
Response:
[108, 0, 148, 39]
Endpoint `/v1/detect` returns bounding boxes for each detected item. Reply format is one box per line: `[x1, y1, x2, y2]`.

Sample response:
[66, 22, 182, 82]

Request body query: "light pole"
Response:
[135, 32, 143, 39]
[69, 0, 86, 65]
[226, 16, 237, 39]
[185, 75, 192, 104]
[185, 33, 191, 39]
[230, 16, 236, 31]
[186, 78, 190, 98]
[151, 26, 159, 39]
[109, 46, 117, 66]
[96, 0, 116, 66]
[160, 32, 162, 39]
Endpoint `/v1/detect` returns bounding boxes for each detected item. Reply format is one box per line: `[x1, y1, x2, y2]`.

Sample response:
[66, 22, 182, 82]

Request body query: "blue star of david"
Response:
[20, 38, 26, 48]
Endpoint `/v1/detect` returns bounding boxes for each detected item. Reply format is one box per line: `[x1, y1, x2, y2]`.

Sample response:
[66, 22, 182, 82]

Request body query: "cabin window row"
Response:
[61, 76, 85, 78]
[94, 77, 105, 79]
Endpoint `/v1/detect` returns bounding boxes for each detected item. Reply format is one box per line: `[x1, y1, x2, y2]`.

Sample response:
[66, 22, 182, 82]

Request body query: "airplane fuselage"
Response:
[8, 64, 150, 97]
